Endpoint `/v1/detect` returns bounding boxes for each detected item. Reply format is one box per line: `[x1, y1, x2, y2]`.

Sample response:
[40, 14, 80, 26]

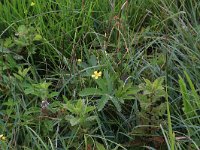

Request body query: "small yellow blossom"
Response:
[91, 71, 102, 79]
[31, 2, 35, 6]
[77, 59, 82, 63]
[0, 134, 6, 141]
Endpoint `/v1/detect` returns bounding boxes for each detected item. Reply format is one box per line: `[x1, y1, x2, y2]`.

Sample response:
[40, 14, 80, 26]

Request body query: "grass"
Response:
[1, 0, 200, 149]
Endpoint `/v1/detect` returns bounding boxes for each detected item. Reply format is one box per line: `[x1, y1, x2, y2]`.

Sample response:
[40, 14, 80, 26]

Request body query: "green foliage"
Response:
[1, 25, 43, 56]
[178, 71, 200, 121]
[79, 71, 138, 112]
[13, 67, 31, 81]
[1, 0, 200, 149]
[64, 99, 96, 127]
[134, 77, 167, 134]
[24, 81, 58, 100]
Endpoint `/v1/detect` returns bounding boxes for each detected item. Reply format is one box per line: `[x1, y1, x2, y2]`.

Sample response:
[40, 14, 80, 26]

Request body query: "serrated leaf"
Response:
[85, 116, 97, 122]
[85, 106, 95, 113]
[184, 71, 200, 108]
[62, 95, 69, 103]
[24, 87, 35, 95]
[66, 101, 76, 114]
[2, 98, 18, 106]
[70, 117, 80, 126]
[178, 75, 195, 117]
[95, 78, 107, 92]
[13, 73, 23, 81]
[18, 67, 31, 77]
[17, 25, 27, 33]
[66, 115, 80, 126]
[104, 71, 113, 93]
[48, 92, 59, 98]
[153, 77, 164, 89]
[76, 99, 84, 113]
[97, 95, 109, 111]
[110, 97, 121, 112]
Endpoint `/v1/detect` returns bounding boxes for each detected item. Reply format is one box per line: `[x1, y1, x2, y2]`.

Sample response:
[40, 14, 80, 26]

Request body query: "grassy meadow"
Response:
[1, 0, 200, 149]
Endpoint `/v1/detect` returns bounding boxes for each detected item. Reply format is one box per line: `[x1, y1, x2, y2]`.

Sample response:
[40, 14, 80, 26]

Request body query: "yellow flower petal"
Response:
[77, 59, 82, 63]
[98, 71, 102, 76]
[0, 134, 6, 141]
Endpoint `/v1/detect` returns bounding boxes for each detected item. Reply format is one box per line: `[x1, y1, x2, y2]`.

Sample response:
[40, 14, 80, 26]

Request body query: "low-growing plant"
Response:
[1, 0, 200, 149]
[79, 70, 139, 112]
[135, 77, 167, 134]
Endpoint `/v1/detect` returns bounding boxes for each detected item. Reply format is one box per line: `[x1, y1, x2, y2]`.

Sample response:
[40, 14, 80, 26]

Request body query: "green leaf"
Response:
[104, 71, 113, 93]
[97, 95, 109, 111]
[65, 101, 76, 114]
[184, 71, 200, 108]
[62, 95, 69, 103]
[76, 99, 84, 114]
[17, 25, 27, 34]
[2, 98, 18, 106]
[21, 67, 31, 77]
[95, 141, 106, 150]
[89, 55, 97, 66]
[13, 73, 23, 81]
[24, 87, 35, 95]
[110, 97, 122, 112]
[48, 92, 59, 98]
[153, 77, 164, 89]
[79, 88, 105, 96]
[0, 46, 11, 53]
[143, 78, 152, 87]
[85, 106, 95, 113]
[66, 115, 80, 126]
[33, 34, 42, 41]
[17, 67, 31, 78]
[14, 39, 29, 46]
[95, 78, 107, 92]
[85, 116, 97, 122]
[178, 75, 195, 117]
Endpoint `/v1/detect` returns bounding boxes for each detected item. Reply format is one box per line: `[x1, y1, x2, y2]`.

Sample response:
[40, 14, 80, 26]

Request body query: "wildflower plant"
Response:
[134, 77, 167, 134]
[1, 0, 200, 149]
[63, 98, 96, 127]
[79, 70, 139, 112]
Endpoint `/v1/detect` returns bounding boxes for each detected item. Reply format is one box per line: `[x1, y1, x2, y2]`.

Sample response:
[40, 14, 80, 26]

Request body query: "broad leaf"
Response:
[178, 75, 195, 117]
[110, 97, 122, 112]
[97, 95, 109, 111]
[95, 141, 106, 150]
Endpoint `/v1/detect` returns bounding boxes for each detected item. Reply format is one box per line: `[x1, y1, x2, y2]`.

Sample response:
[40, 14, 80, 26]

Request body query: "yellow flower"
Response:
[91, 71, 102, 79]
[77, 59, 82, 63]
[31, 2, 35, 6]
[0, 134, 6, 141]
